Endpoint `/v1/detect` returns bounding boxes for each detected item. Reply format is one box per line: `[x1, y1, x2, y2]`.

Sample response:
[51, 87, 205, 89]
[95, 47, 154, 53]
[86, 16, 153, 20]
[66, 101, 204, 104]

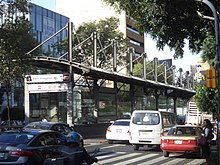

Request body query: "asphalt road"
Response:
[84, 139, 208, 165]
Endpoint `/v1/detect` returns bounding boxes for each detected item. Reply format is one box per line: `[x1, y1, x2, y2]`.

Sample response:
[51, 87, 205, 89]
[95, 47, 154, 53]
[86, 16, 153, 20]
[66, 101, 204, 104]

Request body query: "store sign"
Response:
[28, 83, 68, 93]
[26, 74, 70, 83]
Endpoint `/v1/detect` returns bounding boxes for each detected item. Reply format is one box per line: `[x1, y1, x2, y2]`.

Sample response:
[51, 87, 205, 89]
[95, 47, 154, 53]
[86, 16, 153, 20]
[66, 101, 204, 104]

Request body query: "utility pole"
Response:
[67, 22, 73, 126]
[195, 0, 220, 163]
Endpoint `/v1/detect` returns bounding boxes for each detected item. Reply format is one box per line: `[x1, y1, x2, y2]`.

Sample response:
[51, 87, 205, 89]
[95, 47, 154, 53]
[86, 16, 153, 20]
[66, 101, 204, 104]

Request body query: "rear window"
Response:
[132, 112, 159, 125]
[168, 127, 198, 136]
[25, 123, 50, 130]
[0, 134, 34, 144]
[113, 121, 130, 126]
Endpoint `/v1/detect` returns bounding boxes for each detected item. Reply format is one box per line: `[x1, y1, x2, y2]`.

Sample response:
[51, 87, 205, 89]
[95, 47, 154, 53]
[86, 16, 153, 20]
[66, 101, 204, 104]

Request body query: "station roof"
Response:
[33, 56, 195, 99]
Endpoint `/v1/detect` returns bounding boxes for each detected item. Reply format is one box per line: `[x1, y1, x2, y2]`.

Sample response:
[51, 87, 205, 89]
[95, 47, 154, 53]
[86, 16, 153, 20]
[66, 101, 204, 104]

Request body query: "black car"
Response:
[0, 129, 66, 165]
[23, 122, 84, 146]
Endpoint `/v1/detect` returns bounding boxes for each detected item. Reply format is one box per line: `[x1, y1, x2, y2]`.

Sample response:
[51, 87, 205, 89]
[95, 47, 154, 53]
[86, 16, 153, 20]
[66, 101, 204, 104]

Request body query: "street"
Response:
[85, 140, 206, 165]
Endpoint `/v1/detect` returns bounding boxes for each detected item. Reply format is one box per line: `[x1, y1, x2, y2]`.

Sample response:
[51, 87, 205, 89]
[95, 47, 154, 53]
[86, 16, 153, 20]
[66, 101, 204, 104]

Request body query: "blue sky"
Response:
[30, 0, 202, 72]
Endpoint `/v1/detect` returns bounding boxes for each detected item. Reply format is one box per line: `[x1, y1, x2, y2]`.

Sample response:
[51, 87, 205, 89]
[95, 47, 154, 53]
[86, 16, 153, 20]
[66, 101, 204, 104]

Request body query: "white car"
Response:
[106, 119, 130, 144]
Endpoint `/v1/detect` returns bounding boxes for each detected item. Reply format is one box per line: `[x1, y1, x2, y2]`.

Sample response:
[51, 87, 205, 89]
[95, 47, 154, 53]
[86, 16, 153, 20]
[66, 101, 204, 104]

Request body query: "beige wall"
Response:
[55, 0, 127, 35]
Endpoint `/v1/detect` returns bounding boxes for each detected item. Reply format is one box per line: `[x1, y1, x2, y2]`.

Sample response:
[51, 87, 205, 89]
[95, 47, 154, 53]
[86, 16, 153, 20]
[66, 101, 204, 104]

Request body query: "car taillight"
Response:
[128, 130, 131, 136]
[162, 139, 174, 144]
[106, 127, 111, 132]
[10, 151, 33, 156]
[182, 140, 197, 145]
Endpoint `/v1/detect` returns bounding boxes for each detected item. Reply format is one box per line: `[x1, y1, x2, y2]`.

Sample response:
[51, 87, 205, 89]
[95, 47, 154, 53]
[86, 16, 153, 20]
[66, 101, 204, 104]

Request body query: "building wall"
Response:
[55, 0, 144, 55]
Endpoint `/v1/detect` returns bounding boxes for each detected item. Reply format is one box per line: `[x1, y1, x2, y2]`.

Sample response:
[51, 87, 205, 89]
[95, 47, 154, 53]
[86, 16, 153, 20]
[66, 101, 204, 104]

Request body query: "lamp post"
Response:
[195, 0, 220, 163]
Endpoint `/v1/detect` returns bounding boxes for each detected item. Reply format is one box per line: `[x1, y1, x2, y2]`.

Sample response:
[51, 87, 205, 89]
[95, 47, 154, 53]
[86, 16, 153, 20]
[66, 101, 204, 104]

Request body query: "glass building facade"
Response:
[29, 3, 69, 58]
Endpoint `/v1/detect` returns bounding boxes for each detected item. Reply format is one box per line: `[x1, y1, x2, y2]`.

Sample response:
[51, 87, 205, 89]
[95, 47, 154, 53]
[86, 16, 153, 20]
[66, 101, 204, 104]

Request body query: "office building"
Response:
[55, 0, 145, 55]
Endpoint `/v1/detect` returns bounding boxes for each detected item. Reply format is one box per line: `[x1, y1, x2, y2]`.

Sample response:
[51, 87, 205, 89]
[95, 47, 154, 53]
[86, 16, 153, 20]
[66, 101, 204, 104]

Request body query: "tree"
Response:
[61, 17, 128, 69]
[0, 0, 38, 124]
[194, 83, 217, 119]
[103, 0, 220, 59]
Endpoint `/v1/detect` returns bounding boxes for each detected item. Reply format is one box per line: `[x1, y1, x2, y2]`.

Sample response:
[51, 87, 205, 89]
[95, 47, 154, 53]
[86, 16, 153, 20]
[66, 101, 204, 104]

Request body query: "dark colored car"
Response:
[0, 129, 66, 165]
[23, 122, 84, 146]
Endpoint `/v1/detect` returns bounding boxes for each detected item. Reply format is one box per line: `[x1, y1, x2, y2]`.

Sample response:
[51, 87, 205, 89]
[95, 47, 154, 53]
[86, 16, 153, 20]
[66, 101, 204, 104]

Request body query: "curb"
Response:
[84, 139, 107, 146]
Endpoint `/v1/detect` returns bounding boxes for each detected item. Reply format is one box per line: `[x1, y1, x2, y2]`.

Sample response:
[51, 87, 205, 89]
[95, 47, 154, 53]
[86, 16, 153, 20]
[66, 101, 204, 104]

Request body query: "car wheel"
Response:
[133, 144, 139, 151]
[163, 151, 169, 157]
[108, 140, 113, 144]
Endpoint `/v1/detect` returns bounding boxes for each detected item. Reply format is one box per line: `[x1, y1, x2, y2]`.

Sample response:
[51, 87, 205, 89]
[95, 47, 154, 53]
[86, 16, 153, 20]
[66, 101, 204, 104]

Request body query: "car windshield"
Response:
[25, 123, 50, 130]
[132, 112, 159, 125]
[113, 121, 130, 126]
[0, 133, 34, 144]
[168, 127, 197, 136]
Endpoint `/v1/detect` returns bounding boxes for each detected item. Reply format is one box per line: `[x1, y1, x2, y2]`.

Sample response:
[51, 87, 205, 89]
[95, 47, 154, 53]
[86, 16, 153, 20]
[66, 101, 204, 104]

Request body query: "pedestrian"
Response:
[42, 116, 48, 122]
[201, 119, 213, 165]
[61, 131, 98, 165]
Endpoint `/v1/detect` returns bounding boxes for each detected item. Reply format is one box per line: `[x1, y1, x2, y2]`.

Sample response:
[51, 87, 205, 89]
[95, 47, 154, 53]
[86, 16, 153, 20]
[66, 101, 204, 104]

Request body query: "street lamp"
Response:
[194, 0, 220, 163]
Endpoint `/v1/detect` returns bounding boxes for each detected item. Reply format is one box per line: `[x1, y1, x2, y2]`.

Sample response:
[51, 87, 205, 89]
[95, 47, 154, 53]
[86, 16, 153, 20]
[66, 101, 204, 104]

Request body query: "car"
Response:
[106, 119, 130, 144]
[129, 110, 176, 150]
[0, 120, 24, 126]
[23, 121, 84, 147]
[0, 129, 66, 165]
[160, 125, 202, 157]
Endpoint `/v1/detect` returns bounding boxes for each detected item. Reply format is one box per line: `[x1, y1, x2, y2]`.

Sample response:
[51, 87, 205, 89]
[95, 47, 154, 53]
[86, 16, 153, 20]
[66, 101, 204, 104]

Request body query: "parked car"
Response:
[160, 125, 202, 157]
[23, 121, 84, 146]
[0, 120, 24, 126]
[106, 119, 130, 144]
[0, 129, 66, 165]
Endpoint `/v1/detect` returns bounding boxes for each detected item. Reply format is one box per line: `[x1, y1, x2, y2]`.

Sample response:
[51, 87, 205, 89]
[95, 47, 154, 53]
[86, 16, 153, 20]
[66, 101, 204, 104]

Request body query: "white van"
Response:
[129, 110, 176, 150]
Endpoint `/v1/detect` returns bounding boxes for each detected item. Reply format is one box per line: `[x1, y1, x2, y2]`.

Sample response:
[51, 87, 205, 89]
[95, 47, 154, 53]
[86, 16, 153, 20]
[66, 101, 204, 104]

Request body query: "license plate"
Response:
[140, 132, 149, 136]
[116, 129, 122, 133]
[174, 140, 182, 144]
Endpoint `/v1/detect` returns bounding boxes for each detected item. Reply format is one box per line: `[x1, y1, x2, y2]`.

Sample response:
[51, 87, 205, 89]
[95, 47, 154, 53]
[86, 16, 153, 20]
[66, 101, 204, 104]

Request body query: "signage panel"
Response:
[26, 74, 69, 83]
[28, 83, 68, 93]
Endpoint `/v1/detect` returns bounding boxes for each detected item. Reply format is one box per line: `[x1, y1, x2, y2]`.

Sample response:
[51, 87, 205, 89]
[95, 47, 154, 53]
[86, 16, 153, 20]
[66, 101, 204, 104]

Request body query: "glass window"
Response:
[161, 112, 176, 127]
[62, 125, 73, 134]
[113, 121, 130, 126]
[168, 127, 197, 136]
[132, 112, 159, 125]
[0, 133, 34, 144]
[99, 93, 116, 123]
[37, 133, 65, 146]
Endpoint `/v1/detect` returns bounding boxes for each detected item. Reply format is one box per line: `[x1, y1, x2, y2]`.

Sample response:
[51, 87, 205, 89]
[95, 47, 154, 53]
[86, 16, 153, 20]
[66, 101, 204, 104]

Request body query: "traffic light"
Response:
[206, 69, 216, 88]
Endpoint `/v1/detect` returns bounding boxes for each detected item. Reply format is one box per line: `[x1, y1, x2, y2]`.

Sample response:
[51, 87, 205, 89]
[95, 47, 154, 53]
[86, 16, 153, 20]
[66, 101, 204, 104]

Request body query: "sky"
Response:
[30, 0, 202, 72]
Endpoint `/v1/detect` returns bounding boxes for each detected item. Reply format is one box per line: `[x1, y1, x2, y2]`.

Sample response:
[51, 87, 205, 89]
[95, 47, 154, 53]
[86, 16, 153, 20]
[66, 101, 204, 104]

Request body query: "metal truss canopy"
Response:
[33, 56, 195, 99]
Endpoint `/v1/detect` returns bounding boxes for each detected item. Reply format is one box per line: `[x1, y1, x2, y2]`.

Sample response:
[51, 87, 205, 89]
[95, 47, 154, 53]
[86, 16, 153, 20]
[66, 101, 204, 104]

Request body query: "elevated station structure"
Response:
[24, 21, 195, 126]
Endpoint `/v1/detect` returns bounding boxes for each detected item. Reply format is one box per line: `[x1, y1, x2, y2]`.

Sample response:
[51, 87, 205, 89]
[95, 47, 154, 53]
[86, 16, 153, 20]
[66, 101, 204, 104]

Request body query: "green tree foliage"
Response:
[201, 32, 216, 67]
[103, 0, 220, 59]
[194, 83, 217, 119]
[0, 0, 38, 82]
[0, 0, 38, 122]
[62, 17, 128, 69]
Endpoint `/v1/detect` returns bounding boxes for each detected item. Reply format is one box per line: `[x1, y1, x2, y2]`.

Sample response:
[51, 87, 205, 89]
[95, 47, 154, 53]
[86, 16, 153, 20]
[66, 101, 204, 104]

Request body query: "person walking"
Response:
[201, 119, 213, 165]
[61, 132, 98, 165]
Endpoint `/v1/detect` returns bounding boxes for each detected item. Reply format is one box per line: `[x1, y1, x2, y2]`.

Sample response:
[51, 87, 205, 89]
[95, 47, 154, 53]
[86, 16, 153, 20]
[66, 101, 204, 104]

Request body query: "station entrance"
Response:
[24, 74, 69, 124]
